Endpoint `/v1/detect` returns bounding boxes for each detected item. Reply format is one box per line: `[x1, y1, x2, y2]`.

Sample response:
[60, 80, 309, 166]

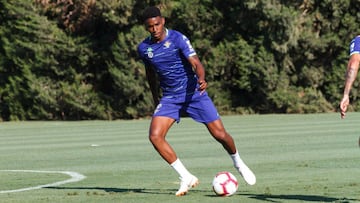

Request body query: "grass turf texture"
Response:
[0, 113, 359, 203]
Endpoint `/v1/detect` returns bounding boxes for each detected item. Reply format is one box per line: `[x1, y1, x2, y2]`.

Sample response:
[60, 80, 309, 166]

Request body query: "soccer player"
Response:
[137, 6, 256, 196]
[340, 35, 360, 119]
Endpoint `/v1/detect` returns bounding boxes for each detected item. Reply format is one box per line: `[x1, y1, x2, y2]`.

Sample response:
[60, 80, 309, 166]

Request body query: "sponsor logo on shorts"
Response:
[154, 103, 162, 114]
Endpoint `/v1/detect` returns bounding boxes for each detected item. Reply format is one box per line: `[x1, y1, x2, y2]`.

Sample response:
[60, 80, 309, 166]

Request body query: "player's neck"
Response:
[152, 28, 168, 43]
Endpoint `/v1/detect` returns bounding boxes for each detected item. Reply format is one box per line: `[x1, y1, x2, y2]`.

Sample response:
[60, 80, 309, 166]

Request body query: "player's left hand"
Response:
[198, 80, 207, 94]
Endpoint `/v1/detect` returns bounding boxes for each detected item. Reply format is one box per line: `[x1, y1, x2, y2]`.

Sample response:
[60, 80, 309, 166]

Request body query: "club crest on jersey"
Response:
[147, 47, 154, 58]
[164, 41, 171, 49]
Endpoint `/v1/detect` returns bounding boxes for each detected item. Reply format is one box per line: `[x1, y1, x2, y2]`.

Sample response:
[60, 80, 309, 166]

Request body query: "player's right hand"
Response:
[340, 95, 350, 119]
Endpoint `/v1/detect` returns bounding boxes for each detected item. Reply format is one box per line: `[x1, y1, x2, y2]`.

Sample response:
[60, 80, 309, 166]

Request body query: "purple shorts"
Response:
[153, 91, 220, 124]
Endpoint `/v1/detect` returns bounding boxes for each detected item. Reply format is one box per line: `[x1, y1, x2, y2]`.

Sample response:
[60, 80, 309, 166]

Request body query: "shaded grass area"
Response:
[0, 113, 359, 202]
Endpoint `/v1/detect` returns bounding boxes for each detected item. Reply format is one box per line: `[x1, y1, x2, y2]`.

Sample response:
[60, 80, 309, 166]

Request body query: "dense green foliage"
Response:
[0, 0, 359, 120]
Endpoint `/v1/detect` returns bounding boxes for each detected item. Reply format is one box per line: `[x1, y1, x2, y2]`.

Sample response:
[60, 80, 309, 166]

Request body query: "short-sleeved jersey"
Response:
[137, 29, 198, 97]
[349, 35, 360, 56]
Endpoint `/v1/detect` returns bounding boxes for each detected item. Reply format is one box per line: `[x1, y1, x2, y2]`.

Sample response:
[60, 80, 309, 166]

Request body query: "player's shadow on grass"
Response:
[243, 193, 357, 203]
[46, 187, 357, 202]
[46, 186, 197, 195]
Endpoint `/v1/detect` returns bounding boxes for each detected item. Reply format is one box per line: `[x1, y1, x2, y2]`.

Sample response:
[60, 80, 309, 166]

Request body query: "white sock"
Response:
[170, 158, 192, 178]
[230, 150, 245, 169]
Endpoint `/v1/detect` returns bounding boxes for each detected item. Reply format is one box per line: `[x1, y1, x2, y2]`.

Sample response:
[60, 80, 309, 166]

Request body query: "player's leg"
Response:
[205, 119, 256, 185]
[205, 119, 236, 154]
[148, 116, 177, 163]
[185, 92, 256, 185]
[149, 116, 199, 196]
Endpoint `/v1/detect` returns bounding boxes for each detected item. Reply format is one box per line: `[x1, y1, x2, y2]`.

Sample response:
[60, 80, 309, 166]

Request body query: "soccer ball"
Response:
[212, 171, 238, 196]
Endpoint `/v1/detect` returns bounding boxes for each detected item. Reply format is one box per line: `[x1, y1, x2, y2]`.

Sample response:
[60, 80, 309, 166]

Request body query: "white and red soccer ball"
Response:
[212, 171, 238, 196]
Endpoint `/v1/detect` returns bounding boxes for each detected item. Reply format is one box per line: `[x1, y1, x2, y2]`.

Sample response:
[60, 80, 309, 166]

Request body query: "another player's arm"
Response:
[340, 53, 360, 118]
[145, 64, 160, 106]
[343, 54, 360, 96]
[188, 55, 207, 93]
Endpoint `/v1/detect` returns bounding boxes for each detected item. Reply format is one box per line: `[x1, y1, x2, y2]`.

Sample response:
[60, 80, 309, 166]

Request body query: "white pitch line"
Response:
[0, 170, 86, 194]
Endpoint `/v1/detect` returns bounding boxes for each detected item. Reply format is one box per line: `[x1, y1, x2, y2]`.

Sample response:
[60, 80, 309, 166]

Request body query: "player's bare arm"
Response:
[188, 55, 207, 92]
[340, 53, 360, 118]
[343, 56, 360, 95]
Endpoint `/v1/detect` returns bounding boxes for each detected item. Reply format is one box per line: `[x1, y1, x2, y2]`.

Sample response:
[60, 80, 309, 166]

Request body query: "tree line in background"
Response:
[0, 0, 359, 121]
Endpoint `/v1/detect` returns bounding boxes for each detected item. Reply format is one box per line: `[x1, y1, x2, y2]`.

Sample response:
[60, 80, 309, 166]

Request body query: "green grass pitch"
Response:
[0, 113, 359, 203]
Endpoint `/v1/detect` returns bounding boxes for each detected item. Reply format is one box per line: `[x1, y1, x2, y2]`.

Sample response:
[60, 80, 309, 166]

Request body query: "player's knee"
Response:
[148, 134, 156, 144]
[148, 132, 163, 144]
[213, 131, 229, 141]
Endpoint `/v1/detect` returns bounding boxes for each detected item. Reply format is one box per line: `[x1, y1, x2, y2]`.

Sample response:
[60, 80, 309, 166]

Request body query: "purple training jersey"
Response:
[138, 29, 220, 123]
[349, 35, 360, 56]
[137, 29, 198, 97]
